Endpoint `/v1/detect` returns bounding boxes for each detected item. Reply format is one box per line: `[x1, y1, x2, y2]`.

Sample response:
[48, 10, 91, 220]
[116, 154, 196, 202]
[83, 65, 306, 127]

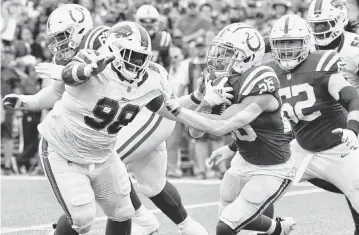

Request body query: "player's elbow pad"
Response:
[188, 127, 205, 138]
[338, 86, 359, 112]
[61, 63, 90, 86]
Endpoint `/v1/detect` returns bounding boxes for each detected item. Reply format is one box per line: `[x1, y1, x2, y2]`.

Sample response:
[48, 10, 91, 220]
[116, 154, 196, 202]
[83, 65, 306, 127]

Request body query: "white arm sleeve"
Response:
[19, 80, 65, 110]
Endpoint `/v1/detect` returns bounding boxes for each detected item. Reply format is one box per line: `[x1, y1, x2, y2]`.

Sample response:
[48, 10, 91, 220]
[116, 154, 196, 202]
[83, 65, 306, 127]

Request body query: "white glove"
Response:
[35, 63, 65, 80]
[208, 145, 236, 166]
[203, 77, 234, 107]
[78, 49, 115, 76]
[332, 128, 359, 150]
[2, 94, 23, 109]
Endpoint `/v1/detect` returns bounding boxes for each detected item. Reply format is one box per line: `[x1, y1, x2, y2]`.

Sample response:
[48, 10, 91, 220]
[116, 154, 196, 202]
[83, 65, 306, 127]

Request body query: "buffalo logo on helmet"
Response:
[113, 25, 134, 38]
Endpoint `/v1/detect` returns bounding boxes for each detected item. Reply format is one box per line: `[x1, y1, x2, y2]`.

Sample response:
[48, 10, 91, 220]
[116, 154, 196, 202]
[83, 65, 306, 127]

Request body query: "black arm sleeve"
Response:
[338, 86, 359, 135]
[146, 95, 164, 113]
[338, 86, 359, 112]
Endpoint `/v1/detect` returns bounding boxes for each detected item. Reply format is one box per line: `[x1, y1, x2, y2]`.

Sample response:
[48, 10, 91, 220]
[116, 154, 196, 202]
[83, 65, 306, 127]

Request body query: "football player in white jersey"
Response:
[4, 7, 136, 235]
[2, 7, 231, 234]
[34, 4, 210, 235]
[59, 21, 233, 235]
[307, 0, 359, 90]
[5, 5, 137, 235]
[306, 1, 359, 234]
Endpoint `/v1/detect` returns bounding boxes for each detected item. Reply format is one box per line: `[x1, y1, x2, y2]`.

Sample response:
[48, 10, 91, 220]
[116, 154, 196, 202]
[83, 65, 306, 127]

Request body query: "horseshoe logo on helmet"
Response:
[69, 8, 85, 23]
[245, 32, 261, 52]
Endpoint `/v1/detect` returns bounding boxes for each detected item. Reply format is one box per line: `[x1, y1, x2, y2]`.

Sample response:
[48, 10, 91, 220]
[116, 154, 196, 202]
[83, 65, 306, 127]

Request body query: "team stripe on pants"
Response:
[39, 138, 73, 226]
[234, 178, 292, 233]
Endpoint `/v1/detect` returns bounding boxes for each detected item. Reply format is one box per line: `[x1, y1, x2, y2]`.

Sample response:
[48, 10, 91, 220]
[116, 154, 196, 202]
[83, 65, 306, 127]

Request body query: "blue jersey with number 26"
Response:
[228, 65, 291, 166]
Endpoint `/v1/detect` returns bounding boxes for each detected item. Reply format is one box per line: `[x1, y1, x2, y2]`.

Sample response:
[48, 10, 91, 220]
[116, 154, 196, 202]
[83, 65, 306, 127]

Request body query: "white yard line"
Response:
[0, 175, 313, 186]
[0, 188, 324, 233]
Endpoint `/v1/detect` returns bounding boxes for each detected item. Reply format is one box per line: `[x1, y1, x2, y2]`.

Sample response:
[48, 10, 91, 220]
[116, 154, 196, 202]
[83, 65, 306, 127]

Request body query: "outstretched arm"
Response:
[158, 94, 279, 136]
[61, 49, 115, 86]
[328, 72, 359, 135]
[3, 80, 65, 110]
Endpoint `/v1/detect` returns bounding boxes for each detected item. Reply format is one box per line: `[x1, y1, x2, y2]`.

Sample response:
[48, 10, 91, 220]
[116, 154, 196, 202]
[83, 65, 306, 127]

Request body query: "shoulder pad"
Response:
[147, 62, 168, 80]
[344, 31, 359, 42]
[78, 26, 110, 51]
[146, 62, 170, 95]
[262, 59, 286, 78]
[304, 50, 341, 73]
[262, 59, 280, 71]
[54, 26, 110, 65]
[159, 31, 172, 48]
[239, 66, 279, 97]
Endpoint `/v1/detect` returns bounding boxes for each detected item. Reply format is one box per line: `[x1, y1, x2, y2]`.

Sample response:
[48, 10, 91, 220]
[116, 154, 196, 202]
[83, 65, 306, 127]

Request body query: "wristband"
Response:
[170, 106, 182, 116]
[193, 90, 203, 100]
[83, 64, 93, 77]
[347, 119, 359, 136]
[190, 92, 201, 105]
[165, 100, 182, 116]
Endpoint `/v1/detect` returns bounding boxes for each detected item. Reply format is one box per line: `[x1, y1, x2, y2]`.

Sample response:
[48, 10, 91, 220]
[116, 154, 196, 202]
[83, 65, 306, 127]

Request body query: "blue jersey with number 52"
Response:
[265, 50, 347, 152]
[228, 65, 291, 166]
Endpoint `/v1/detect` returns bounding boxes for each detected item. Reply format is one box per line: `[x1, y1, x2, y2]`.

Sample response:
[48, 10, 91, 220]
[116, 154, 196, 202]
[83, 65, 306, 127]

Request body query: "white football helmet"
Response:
[47, 4, 93, 61]
[135, 5, 160, 36]
[307, 0, 348, 46]
[270, 14, 312, 70]
[107, 21, 152, 81]
[207, 23, 265, 75]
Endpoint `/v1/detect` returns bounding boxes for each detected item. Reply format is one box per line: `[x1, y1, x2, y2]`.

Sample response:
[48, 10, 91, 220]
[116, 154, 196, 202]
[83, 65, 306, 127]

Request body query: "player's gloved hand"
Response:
[2, 94, 24, 109]
[79, 49, 115, 76]
[203, 77, 234, 107]
[332, 128, 359, 150]
[208, 145, 236, 166]
[195, 71, 231, 101]
[35, 63, 64, 80]
[194, 71, 212, 100]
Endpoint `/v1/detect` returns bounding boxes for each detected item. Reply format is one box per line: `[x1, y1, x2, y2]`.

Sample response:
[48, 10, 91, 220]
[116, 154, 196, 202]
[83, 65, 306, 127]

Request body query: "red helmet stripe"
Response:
[284, 15, 290, 34]
[314, 0, 324, 11]
[137, 25, 150, 48]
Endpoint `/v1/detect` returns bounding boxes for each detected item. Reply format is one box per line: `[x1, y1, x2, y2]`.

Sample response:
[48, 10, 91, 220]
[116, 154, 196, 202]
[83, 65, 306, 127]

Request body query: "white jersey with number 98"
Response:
[38, 61, 164, 164]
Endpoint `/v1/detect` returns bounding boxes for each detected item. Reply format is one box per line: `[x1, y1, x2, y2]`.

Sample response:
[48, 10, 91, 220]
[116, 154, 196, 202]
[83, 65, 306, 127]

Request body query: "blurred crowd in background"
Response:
[1, 0, 359, 177]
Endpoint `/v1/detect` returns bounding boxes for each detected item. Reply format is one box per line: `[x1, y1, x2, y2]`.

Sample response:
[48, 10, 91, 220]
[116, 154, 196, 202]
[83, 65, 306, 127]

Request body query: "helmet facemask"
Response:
[207, 40, 246, 74]
[111, 43, 150, 81]
[48, 26, 79, 61]
[307, 4, 347, 46]
[271, 38, 310, 70]
[308, 17, 343, 46]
